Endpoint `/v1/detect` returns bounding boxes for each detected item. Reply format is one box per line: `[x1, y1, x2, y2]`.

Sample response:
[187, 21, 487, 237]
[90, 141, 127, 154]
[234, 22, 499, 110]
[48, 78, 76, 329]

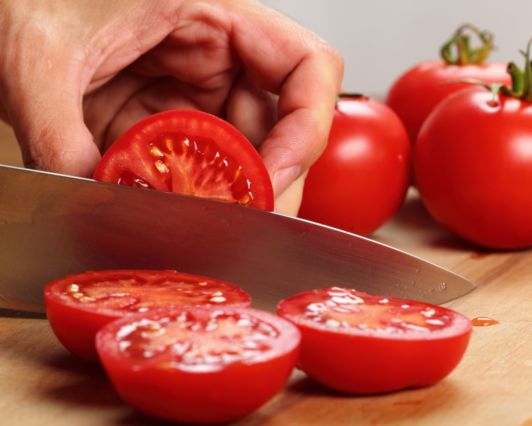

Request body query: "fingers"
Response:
[0, 24, 100, 176]
[88, 75, 233, 150]
[225, 73, 277, 148]
[274, 171, 308, 216]
[7, 75, 100, 177]
[132, 0, 343, 199]
[226, 2, 344, 197]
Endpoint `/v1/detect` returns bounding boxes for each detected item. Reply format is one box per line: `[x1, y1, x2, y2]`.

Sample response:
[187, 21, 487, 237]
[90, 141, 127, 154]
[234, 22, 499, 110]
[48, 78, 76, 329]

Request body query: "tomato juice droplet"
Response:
[117, 172, 152, 189]
[471, 317, 499, 327]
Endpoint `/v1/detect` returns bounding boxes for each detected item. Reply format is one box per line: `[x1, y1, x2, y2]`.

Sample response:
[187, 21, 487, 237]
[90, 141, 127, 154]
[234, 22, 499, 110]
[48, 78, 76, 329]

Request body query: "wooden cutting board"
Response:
[0, 123, 531, 426]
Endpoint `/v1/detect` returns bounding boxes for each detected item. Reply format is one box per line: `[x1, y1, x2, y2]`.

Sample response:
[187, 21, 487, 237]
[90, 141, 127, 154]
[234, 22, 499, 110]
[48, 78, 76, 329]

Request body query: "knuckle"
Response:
[313, 39, 344, 78]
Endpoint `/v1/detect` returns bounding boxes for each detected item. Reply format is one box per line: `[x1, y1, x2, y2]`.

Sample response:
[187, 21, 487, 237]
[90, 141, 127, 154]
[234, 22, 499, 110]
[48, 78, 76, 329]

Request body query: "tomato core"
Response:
[53, 271, 249, 314]
[114, 132, 255, 206]
[116, 311, 280, 370]
[284, 288, 453, 335]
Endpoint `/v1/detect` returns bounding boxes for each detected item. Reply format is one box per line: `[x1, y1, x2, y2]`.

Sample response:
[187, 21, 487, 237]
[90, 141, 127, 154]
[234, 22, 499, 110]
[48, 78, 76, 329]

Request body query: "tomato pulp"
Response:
[93, 110, 274, 210]
[299, 95, 410, 235]
[96, 307, 300, 423]
[278, 287, 471, 394]
[45, 270, 251, 361]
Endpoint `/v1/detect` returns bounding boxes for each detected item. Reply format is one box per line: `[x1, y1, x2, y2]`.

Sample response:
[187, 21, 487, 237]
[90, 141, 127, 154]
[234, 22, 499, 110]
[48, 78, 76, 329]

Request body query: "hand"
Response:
[0, 0, 343, 214]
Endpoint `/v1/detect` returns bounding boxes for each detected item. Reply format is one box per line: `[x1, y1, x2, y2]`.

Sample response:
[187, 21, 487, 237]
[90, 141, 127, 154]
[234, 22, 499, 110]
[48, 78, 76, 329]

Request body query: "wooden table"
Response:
[1, 123, 531, 425]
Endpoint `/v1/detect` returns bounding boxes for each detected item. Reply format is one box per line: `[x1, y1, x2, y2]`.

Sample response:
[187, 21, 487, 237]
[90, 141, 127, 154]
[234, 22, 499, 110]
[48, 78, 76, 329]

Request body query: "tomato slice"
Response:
[96, 307, 300, 423]
[45, 270, 251, 362]
[277, 287, 472, 394]
[92, 110, 273, 210]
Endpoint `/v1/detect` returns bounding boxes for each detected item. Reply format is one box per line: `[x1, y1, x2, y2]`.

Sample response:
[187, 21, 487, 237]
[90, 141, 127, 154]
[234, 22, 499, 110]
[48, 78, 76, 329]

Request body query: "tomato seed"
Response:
[155, 160, 170, 174]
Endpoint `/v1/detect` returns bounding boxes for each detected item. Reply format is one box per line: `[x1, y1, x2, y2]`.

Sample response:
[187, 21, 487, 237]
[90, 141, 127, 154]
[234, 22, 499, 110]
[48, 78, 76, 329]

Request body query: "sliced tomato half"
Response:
[96, 307, 300, 423]
[45, 270, 251, 361]
[278, 287, 472, 394]
[93, 110, 274, 210]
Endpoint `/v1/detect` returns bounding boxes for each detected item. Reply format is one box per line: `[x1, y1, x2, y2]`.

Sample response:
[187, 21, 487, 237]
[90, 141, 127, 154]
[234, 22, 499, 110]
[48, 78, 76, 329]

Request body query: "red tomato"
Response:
[387, 62, 509, 143]
[299, 95, 410, 236]
[278, 287, 471, 394]
[96, 307, 300, 424]
[93, 110, 273, 210]
[415, 87, 532, 249]
[45, 270, 251, 361]
[386, 26, 510, 143]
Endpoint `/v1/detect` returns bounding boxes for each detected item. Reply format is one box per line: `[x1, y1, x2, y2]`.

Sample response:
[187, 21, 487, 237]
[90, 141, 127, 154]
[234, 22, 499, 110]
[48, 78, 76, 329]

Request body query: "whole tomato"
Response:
[299, 95, 410, 236]
[415, 43, 532, 249]
[386, 24, 510, 143]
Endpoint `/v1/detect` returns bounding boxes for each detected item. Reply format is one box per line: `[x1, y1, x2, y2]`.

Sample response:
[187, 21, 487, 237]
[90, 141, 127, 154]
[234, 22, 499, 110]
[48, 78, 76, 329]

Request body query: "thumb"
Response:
[1, 51, 100, 177]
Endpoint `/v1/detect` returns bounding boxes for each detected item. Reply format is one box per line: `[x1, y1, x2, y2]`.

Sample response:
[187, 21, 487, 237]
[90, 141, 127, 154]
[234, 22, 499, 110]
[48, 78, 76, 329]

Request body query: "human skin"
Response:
[0, 0, 343, 214]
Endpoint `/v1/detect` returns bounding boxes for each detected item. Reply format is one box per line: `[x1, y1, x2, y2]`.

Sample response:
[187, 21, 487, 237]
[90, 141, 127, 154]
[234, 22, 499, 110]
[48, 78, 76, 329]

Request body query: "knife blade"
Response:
[0, 164, 475, 316]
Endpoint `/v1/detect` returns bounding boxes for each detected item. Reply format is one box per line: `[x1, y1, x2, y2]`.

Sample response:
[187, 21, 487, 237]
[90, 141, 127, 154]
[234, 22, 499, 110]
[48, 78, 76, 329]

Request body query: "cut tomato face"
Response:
[278, 287, 472, 394]
[93, 110, 274, 210]
[96, 307, 300, 424]
[45, 270, 251, 361]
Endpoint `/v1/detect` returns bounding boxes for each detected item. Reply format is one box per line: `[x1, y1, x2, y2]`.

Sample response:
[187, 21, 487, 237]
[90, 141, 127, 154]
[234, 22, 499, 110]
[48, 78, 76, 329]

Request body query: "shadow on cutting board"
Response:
[375, 190, 476, 253]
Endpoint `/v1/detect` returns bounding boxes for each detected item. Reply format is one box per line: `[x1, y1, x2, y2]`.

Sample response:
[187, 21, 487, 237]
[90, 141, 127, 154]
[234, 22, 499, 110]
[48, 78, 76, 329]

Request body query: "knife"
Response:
[0, 164, 475, 317]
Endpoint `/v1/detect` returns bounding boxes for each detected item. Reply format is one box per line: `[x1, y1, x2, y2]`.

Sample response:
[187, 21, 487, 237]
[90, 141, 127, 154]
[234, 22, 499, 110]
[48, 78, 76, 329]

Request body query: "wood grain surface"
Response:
[0, 122, 22, 166]
[0, 123, 531, 426]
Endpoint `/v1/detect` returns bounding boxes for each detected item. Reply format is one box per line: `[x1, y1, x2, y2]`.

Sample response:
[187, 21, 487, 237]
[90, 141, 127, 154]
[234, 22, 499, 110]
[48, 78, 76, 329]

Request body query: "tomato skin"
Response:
[278, 288, 472, 394]
[292, 323, 470, 394]
[96, 308, 300, 424]
[299, 96, 410, 236]
[386, 60, 510, 142]
[44, 270, 251, 362]
[45, 297, 115, 362]
[415, 87, 532, 249]
[93, 109, 274, 211]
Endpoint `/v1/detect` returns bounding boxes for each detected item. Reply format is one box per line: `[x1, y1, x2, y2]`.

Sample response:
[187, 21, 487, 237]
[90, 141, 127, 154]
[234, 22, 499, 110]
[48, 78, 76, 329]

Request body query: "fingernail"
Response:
[273, 165, 302, 196]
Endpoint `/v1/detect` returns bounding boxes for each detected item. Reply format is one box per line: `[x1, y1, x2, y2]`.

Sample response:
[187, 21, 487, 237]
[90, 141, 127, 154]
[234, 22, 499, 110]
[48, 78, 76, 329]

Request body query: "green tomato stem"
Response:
[440, 23, 495, 65]
[501, 39, 532, 101]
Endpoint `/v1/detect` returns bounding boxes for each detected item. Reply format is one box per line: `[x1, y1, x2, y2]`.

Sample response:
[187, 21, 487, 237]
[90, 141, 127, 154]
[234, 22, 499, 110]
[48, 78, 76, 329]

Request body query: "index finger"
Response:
[227, 2, 344, 195]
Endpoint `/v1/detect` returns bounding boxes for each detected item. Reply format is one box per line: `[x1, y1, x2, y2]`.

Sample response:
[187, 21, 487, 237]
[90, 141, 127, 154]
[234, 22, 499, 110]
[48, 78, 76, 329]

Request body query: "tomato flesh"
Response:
[45, 270, 250, 362]
[96, 308, 300, 423]
[284, 287, 453, 335]
[278, 287, 472, 394]
[93, 110, 273, 210]
[116, 310, 279, 368]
